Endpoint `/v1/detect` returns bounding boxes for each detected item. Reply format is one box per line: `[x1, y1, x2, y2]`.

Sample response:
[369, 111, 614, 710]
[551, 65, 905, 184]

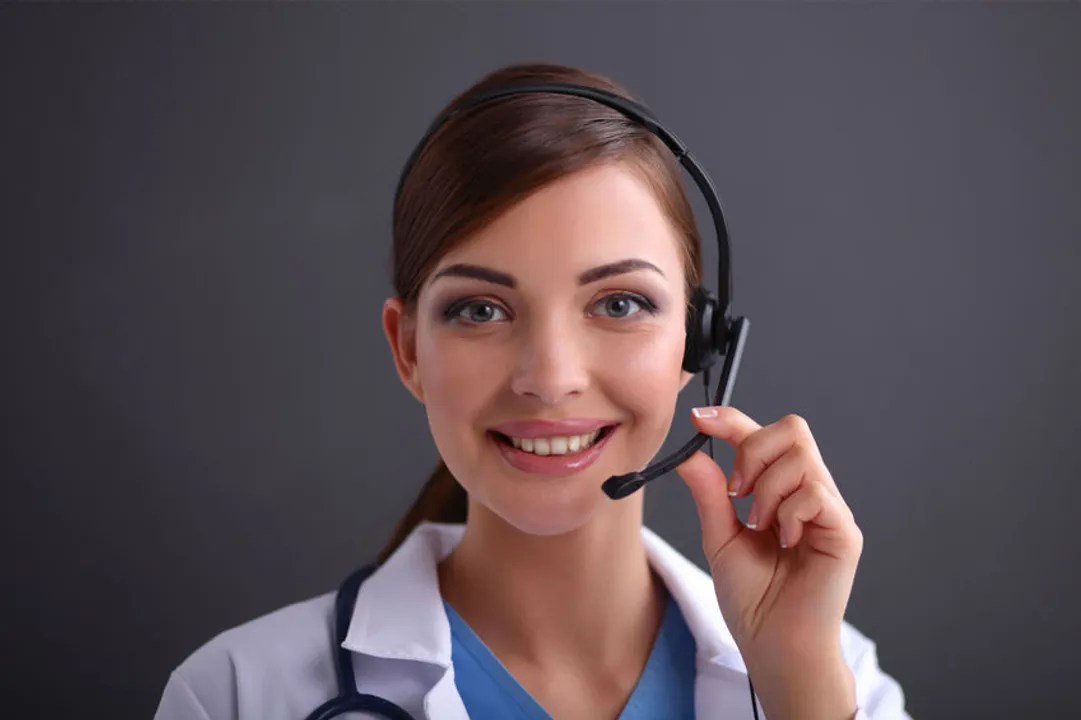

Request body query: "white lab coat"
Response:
[154, 521, 909, 719]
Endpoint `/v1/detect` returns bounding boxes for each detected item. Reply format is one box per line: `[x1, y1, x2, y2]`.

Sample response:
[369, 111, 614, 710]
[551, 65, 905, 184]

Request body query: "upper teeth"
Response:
[510, 430, 603, 456]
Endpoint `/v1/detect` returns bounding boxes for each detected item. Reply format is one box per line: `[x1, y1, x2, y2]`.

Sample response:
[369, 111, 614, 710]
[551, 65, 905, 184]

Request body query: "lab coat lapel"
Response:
[640, 527, 759, 718]
[340, 522, 469, 720]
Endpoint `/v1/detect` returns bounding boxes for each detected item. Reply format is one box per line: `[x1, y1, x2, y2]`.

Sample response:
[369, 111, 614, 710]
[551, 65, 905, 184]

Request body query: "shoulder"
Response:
[180, 589, 337, 682]
[154, 590, 339, 720]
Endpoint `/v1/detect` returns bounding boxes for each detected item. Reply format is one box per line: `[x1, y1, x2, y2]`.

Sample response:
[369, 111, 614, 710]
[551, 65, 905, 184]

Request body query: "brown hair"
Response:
[376, 62, 704, 563]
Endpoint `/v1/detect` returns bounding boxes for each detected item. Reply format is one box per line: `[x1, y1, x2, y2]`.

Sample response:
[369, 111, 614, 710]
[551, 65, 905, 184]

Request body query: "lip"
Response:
[491, 424, 619, 476]
[489, 418, 616, 438]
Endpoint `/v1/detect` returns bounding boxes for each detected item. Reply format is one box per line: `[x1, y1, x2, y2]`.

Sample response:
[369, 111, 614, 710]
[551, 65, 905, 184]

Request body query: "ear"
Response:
[382, 297, 424, 404]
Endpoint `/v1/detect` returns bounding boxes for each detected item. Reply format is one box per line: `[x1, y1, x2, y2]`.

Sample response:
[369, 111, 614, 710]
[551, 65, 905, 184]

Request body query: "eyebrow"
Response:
[579, 258, 665, 285]
[430, 258, 665, 289]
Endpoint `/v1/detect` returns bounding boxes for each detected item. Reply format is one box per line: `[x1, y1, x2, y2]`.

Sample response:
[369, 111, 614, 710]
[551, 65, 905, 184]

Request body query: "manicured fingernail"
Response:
[692, 406, 718, 418]
[728, 471, 743, 496]
[746, 503, 759, 529]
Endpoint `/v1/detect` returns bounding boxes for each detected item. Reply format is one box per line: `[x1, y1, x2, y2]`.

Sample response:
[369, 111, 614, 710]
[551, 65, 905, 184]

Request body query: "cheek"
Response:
[414, 324, 503, 434]
[607, 321, 686, 386]
[603, 324, 687, 435]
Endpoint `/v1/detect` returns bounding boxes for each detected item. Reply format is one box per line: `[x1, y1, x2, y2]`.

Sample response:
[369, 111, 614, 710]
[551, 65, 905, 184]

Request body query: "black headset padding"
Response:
[684, 285, 723, 374]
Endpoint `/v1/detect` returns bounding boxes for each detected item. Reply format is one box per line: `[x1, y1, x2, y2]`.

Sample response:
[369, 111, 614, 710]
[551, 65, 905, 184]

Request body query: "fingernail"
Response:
[692, 406, 718, 418]
[779, 528, 788, 548]
[746, 503, 759, 529]
[728, 471, 743, 496]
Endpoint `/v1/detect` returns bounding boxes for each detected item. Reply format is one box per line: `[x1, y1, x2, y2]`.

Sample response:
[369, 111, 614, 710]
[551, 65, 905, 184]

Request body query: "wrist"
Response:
[747, 655, 857, 720]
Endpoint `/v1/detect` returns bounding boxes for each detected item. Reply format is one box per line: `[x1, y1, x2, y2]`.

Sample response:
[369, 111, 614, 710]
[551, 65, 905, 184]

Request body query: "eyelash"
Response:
[441, 292, 660, 326]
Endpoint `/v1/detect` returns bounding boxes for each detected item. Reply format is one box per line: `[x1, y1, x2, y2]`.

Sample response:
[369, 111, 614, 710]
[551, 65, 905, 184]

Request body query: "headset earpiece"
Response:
[682, 285, 725, 374]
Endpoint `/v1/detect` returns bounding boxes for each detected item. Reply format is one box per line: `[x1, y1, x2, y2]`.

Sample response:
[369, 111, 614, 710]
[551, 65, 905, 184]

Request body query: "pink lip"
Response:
[492, 425, 618, 476]
[489, 418, 616, 438]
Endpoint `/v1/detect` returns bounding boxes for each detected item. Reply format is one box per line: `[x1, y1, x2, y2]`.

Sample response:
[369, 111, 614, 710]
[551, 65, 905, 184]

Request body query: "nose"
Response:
[509, 316, 590, 405]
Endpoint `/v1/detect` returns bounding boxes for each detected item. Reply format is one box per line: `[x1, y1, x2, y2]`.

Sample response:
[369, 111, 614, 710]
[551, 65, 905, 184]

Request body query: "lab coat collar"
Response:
[341, 521, 746, 674]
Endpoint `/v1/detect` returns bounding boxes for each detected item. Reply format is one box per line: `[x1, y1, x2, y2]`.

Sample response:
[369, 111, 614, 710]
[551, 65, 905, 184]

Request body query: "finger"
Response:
[689, 405, 762, 449]
[743, 445, 809, 533]
[675, 450, 742, 556]
[731, 413, 837, 499]
[775, 481, 857, 557]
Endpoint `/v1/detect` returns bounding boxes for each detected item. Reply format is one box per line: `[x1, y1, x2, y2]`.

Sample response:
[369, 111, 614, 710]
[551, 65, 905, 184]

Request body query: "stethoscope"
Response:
[302, 564, 417, 720]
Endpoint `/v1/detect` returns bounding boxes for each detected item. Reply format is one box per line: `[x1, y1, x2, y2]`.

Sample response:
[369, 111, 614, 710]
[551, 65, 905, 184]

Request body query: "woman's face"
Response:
[385, 163, 694, 536]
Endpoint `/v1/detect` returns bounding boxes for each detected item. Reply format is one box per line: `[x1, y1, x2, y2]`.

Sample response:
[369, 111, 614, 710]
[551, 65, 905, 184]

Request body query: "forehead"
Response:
[435, 163, 685, 282]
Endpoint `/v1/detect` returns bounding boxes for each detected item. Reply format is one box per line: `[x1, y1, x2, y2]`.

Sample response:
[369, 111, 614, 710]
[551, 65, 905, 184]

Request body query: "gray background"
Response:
[2, 2, 1079, 718]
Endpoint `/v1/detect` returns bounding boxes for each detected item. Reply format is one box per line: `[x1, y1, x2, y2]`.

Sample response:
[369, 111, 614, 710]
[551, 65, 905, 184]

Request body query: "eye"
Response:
[446, 299, 508, 325]
[591, 292, 656, 319]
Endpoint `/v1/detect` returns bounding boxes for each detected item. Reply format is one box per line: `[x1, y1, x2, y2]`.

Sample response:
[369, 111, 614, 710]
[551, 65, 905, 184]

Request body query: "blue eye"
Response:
[593, 293, 655, 318]
[447, 300, 507, 324]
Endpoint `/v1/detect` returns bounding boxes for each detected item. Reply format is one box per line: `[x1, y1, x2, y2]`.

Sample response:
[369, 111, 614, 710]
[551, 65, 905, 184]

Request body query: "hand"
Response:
[675, 406, 862, 720]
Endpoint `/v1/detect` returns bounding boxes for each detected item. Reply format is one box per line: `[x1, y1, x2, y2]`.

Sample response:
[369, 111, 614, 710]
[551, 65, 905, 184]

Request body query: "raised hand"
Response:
[676, 406, 863, 720]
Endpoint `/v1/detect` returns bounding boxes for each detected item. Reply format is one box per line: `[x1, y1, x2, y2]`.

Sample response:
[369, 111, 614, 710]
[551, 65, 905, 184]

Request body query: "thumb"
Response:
[675, 450, 743, 558]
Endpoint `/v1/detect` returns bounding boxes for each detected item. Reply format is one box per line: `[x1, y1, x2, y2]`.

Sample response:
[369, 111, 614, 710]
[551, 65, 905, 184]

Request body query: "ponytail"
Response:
[376, 459, 468, 564]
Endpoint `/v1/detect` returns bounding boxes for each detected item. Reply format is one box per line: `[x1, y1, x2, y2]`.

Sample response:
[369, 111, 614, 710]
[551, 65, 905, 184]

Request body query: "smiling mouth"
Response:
[489, 425, 618, 456]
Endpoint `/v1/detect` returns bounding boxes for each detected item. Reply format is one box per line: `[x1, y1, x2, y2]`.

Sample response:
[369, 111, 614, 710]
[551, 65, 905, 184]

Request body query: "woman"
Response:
[154, 63, 909, 719]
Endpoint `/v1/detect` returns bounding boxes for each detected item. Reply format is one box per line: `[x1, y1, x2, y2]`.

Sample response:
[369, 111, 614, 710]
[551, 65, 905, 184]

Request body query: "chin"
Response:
[470, 466, 622, 538]
[489, 503, 604, 538]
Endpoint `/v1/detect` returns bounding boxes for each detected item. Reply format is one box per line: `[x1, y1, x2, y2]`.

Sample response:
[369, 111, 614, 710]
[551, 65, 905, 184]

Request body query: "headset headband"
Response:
[393, 81, 733, 318]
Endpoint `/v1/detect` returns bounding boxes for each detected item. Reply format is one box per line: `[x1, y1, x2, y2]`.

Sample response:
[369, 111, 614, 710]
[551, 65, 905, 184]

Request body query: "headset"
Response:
[304, 81, 756, 720]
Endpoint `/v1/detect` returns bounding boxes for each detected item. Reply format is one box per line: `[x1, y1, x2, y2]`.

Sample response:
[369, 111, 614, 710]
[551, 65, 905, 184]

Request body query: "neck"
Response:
[437, 498, 667, 673]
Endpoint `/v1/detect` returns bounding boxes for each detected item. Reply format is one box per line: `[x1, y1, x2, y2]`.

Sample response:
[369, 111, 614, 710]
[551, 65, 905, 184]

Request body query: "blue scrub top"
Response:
[443, 593, 697, 719]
